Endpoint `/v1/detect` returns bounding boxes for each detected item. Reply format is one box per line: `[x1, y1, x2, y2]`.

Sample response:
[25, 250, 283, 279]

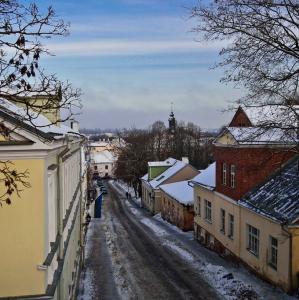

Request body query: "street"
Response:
[77, 182, 295, 300]
[77, 182, 220, 300]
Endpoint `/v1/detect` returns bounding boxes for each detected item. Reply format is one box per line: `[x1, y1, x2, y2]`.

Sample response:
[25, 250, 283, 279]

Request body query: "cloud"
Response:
[47, 39, 224, 57]
[70, 15, 191, 36]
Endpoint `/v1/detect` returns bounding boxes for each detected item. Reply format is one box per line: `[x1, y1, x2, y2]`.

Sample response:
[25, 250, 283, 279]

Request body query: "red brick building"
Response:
[214, 107, 296, 200]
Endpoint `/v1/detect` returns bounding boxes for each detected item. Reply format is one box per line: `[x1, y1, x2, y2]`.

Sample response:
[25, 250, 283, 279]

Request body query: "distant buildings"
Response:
[0, 97, 87, 299]
[141, 157, 198, 215]
[91, 149, 116, 178]
[87, 136, 123, 178]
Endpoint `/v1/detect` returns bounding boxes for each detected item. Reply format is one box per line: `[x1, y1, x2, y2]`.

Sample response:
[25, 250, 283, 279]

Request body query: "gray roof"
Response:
[239, 156, 299, 224]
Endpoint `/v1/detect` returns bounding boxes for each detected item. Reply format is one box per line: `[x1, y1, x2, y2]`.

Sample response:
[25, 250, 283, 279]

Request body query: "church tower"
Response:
[168, 103, 176, 135]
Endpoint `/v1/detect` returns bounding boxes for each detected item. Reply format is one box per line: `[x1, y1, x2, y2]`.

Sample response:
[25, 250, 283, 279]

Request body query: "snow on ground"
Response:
[162, 240, 195, 263]
[197, 262, 258, 300]
[103, 215, 134, 300]
[125, 200, 141, 216]
[140, 218, 167, 237]
[154, 213, 193, 239]
[112, 180, 141, 207]
[111, 181, 297, 300]
[77, 223, 96, 300]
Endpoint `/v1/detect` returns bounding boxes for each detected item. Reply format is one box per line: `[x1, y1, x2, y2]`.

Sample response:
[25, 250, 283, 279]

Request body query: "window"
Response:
[222, 163, 227, 185]
[269, 236, 278, 270]
[197, 196, 201, 216]
[228, 214, 234, 239]
[105, 165, 108, 170]
[247, 224, 260, 256]
[230, 165, 236, 188]
[94, 165, 97, 170]
[204, 199, 212, 223]
[220, 209, 225, 233]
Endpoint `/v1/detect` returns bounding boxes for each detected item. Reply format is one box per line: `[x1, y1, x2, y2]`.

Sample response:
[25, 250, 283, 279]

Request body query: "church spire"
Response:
[168, 102, 176, 134]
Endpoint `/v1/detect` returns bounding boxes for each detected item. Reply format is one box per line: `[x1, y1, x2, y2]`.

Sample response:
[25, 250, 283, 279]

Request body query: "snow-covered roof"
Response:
[192, 163, 216, 190]
[0, 98, 78, 139]
[141, 173, 148, 181]
[160, 180, 194, 206]
[239, 156, 299, 224]
[225, 127, 297, 145]
[91, 150, 115, 164]
[148, 157, 177, 167]
[243, 105, 299, 127]
[150, 160, 187, 189]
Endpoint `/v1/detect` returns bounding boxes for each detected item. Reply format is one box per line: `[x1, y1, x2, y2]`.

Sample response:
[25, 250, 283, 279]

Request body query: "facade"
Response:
[87, 137, 123, 179]
[141, 157, 198, 215]
[160, 180, 194, 231]
[239, 156, 299, 292]
[0, 98, 86, 299]
[90, 149, 116, 178]
[192, 106, 298, 292]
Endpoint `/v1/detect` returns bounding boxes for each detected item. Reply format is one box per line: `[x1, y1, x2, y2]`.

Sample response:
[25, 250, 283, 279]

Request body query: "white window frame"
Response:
[222, 163, 227, 185]
[228, 214, 234, 239]
[269, 236, 278, 270]
[204, 199, 212, 223]
[220, 208, 225, 233]
[230, 164, 236, 188]
[247, 224, 260, 257]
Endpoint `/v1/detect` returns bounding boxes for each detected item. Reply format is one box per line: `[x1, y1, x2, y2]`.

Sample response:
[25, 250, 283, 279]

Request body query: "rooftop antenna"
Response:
[171, 101, 174, 113]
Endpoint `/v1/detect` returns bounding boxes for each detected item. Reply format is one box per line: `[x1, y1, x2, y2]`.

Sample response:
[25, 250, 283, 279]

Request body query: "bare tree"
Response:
[0, 0, 81, 126]
[150, 120, 167, 160]
[114, 129, 154, 197]
[114, 122, 214, 193]
[190, 0, 299, 137]
[0, 0, 82, 205]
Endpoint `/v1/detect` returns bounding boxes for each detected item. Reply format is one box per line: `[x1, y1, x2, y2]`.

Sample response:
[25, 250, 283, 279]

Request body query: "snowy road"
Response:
[77, 182, 296, 300]
[77, 183, 220, 300]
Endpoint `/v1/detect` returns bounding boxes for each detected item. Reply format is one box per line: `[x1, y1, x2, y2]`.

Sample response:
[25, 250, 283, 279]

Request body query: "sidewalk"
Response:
[110, 180, 297, 300]
[77, 217, 120, 300]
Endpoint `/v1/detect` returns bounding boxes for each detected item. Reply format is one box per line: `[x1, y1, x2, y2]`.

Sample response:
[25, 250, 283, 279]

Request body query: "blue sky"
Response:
[37, 0, 242, 129]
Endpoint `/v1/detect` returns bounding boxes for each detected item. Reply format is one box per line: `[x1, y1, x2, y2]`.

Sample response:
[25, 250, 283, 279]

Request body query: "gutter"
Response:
[187, 180, 194, 188]
[57, 134, 70, 299]
[281, 223, 293, 292]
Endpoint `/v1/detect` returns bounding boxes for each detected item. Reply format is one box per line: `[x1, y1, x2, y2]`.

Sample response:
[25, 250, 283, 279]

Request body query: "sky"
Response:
[37, 0, 242, 130]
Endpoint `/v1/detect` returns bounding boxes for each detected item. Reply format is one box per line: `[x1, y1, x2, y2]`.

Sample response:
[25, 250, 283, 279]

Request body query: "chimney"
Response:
[70, 119, 79, 132]
[182, 157, 189, 164]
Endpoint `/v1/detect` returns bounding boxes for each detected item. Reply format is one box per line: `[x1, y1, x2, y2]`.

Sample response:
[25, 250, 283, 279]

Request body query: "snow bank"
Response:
[140, 218, 167, 237]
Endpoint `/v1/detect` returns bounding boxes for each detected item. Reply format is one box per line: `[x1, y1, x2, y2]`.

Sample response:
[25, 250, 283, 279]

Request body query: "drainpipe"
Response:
[78, 139, 86, 268]
[56, 135, 70, 300]
[282, 223, 293, 292]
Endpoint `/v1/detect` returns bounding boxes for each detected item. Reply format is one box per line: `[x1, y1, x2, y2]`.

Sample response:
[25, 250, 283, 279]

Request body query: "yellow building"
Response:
[193, 157, 299, 292]
[192, 162, 241, 257]
[239, 156, 299, 292]
[0, 98, 86, 299]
